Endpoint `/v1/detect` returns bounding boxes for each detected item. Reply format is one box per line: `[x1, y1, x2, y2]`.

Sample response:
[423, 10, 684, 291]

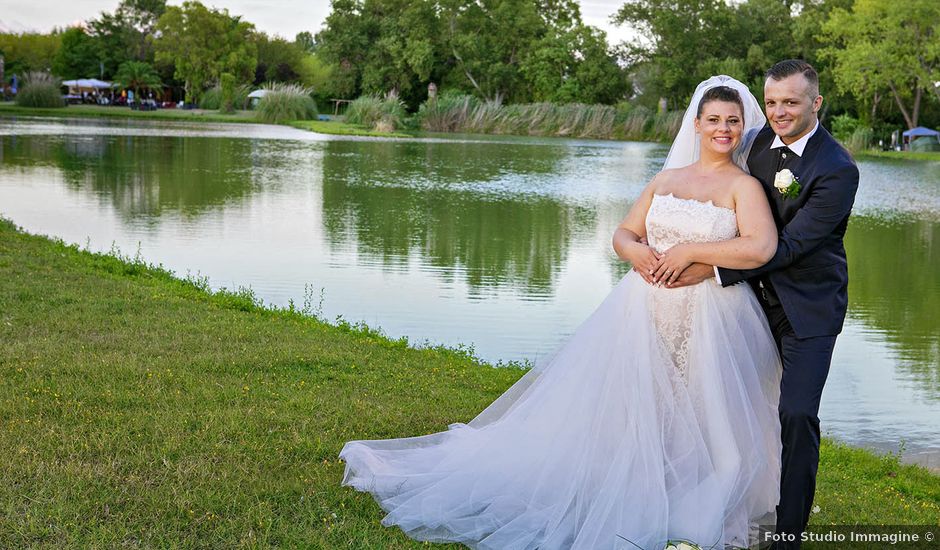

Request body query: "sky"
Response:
[0, 1, 637, 45]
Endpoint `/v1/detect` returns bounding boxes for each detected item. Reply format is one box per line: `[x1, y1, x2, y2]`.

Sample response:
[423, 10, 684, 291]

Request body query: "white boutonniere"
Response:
[664, 542, 700, 550]
[773, 168, 801, 199]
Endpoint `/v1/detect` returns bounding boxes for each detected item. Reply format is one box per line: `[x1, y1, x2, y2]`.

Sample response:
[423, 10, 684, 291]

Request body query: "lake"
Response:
[1, 115, 937, 469]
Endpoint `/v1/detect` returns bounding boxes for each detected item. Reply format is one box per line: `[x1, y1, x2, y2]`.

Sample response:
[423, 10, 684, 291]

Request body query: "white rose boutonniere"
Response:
[773, 168, 801, 199]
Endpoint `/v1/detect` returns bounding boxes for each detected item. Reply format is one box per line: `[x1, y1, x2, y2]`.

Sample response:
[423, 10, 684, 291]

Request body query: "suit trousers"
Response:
[760, 294, 837, 549]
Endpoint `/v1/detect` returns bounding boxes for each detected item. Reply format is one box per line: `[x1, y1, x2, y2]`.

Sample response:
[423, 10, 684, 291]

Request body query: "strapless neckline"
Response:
[653, 192, 736, 216]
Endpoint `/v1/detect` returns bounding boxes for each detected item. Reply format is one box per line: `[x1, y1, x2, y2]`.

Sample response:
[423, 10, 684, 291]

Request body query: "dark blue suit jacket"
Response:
[717, 125, 859, 338]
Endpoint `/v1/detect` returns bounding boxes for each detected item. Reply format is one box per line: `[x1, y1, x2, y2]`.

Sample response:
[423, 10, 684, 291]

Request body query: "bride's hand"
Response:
[652, 244, 694, 285]
[629, 243, 661, 285]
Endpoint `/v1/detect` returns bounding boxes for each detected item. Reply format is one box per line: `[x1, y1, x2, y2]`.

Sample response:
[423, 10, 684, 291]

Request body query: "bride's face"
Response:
[694, 101, 744, 156]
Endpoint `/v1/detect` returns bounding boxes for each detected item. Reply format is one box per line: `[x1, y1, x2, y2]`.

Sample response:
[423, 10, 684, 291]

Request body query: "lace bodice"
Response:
[646, 193, 738, 253]
[645, 193, 739, 381]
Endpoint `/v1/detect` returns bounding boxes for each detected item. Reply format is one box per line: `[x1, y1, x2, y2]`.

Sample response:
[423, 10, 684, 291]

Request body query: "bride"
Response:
[340, 76, 782, 550]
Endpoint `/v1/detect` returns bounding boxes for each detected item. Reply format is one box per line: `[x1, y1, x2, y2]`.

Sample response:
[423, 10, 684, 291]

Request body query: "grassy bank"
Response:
[856, 149, 940, 162]
[0, 103, 405, 139]
[0, 219, 937, 546]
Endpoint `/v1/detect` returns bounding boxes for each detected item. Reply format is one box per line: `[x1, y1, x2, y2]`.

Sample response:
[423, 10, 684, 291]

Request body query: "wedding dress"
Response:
[340, 191, 782, 549]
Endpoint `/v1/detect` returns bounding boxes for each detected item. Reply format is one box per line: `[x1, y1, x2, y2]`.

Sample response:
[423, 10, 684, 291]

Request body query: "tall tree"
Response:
[0, 32, 62, 76]
[52, 27, 101, 79]
[154, 1, 257, 103]
[253, 34, 305, 84]
[88, 0, 167, 78]
[821, 0, 940, 128]
[612, 0, 739, 107]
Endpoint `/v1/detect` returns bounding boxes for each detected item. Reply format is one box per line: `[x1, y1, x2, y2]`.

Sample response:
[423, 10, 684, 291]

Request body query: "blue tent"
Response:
[902, 126, 940, 152]
[902, 126, 940, 138]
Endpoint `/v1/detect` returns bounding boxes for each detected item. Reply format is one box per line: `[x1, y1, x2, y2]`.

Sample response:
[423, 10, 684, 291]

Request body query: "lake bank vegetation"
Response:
[2, 1, 939, 148]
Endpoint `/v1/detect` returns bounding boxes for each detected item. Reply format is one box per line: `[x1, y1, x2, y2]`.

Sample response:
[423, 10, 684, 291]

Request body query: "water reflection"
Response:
[320, 140, 595, 293]
[845, 216, 940, 399]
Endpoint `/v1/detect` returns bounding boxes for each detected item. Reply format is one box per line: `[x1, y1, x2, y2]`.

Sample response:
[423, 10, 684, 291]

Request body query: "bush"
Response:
[831, 114, 861, 142]
[345, 95, 406, 131]
[199, 82, 250, 111]
[254, 83, 318, 123]
[15, 71, 65, 108]
[219, 73, 236, 114]
[844, 127, 873, 154]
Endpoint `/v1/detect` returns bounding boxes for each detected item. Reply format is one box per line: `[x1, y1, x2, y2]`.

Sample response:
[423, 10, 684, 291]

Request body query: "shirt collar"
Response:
[770, 119, 819, 157]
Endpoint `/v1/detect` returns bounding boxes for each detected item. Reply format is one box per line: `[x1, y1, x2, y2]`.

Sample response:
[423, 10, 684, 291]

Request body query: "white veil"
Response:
[662, 75, 766, 172]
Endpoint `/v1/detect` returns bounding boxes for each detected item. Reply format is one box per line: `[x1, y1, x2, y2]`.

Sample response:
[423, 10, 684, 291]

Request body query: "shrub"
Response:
[199, 82, 250, 110]
[15, 71, 65, 108]
[219, 73, 236, 114]
[254, 83, 318, 123]
[844, 126, 873, 154]
[831, 114, 861, 142]
[345, 95, 406, 131]
[417, 92, 480, 132]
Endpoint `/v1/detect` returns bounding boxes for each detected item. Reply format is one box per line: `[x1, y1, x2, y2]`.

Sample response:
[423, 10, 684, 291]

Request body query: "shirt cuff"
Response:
[713, 266, 722, 286]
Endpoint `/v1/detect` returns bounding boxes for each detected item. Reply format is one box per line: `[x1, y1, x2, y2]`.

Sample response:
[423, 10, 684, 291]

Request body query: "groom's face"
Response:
[764, 73, 822, 145]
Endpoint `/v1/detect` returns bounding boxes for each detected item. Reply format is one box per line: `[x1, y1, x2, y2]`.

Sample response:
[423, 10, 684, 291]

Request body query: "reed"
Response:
[199, 83, 250, 111]
[415, 95, 673, 141]
[14, 71, 65, 108]
[345, 95, 407, 131]
[254, 82, 318, 123]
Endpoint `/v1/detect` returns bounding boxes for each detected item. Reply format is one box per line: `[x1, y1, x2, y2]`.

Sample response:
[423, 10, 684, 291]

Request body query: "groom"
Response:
[673, 60, 859, 548]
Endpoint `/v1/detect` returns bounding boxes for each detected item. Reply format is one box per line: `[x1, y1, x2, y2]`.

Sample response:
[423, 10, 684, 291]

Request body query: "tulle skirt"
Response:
[340, 272, 782, 549]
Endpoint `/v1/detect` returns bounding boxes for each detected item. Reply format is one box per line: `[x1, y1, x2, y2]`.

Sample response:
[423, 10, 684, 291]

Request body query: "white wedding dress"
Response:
[340, 192, 782, 549]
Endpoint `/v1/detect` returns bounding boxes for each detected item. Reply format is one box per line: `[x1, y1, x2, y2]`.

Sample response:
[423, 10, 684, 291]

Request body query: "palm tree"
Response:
[114, 61, 163, 104]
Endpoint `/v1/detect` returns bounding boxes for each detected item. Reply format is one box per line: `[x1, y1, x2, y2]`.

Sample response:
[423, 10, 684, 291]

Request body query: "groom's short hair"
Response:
[766, 59, 819, 97]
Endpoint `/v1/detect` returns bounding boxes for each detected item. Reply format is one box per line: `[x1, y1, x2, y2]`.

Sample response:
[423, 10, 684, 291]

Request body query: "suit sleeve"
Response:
[717, 163, 859, 286]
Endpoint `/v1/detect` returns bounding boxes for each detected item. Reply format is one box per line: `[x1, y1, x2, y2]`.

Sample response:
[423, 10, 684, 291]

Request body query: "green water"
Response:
[1, 116, 937, 465]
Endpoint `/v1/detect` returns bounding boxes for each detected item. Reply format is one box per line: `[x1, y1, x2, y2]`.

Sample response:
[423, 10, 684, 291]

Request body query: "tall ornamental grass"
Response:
[15, 71, 65, 108]
[345, 95, 407, 131]
[200, 83, 250, 111]
[416, 94, 667, 140]
[254, 83, 318, 123]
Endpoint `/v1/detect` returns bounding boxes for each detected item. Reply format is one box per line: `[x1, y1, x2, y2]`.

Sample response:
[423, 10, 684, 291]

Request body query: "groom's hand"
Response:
[666, 262, 715, 288]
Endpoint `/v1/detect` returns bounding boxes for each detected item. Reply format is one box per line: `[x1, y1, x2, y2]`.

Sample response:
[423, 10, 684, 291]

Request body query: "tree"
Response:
[294, 31, 316, 53]
[88, 0, 167, 78]
[612, 0, 739, 107]
[114, 60, 162, 100]
[521, 25, 628, 104]
[154, 1, 257, 103]
[316, 0, 445, 106]
[821, 0, 940, 129]
[0, 32, 62, 76]
[253, 34, 305, 84]
[52, 27, 101, 80]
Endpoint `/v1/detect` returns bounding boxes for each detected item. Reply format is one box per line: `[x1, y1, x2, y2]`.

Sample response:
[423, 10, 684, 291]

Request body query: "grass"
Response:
[0, 218, 936, 547]
[856, 149, 940, 162]
[344, 95, 407, 132]
[0, 102, 407, 138]
[14, 72, 65, 109]
[0, 102, 258, 123]
[254, 83, 318, 124]
[287, 119, 415, 138]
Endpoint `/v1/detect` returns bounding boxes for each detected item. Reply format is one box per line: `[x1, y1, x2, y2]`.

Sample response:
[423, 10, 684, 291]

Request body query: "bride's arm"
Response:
[613, 177, 661, 283]
[653, 176, 777, 284]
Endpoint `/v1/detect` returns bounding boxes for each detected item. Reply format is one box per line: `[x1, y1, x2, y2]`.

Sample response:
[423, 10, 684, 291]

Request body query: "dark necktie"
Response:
[776, 146, 794, 171]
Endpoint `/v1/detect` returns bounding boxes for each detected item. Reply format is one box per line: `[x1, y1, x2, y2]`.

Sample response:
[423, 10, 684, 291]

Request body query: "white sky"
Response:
[0, 1, 637, 45]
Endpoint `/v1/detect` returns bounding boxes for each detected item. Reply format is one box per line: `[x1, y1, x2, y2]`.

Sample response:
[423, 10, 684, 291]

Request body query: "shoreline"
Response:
[0, 217, 936, 544]
[5, 103, 938, 162]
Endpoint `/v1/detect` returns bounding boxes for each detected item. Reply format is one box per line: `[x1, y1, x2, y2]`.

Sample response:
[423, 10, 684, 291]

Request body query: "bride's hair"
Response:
[696, 86, 744, 120]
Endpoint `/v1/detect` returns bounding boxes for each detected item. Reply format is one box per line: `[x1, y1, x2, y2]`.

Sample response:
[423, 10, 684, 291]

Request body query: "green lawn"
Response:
[856, 149, 940, 162]
[0, 219, 936, 547]
[0, 103, 410, 139]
